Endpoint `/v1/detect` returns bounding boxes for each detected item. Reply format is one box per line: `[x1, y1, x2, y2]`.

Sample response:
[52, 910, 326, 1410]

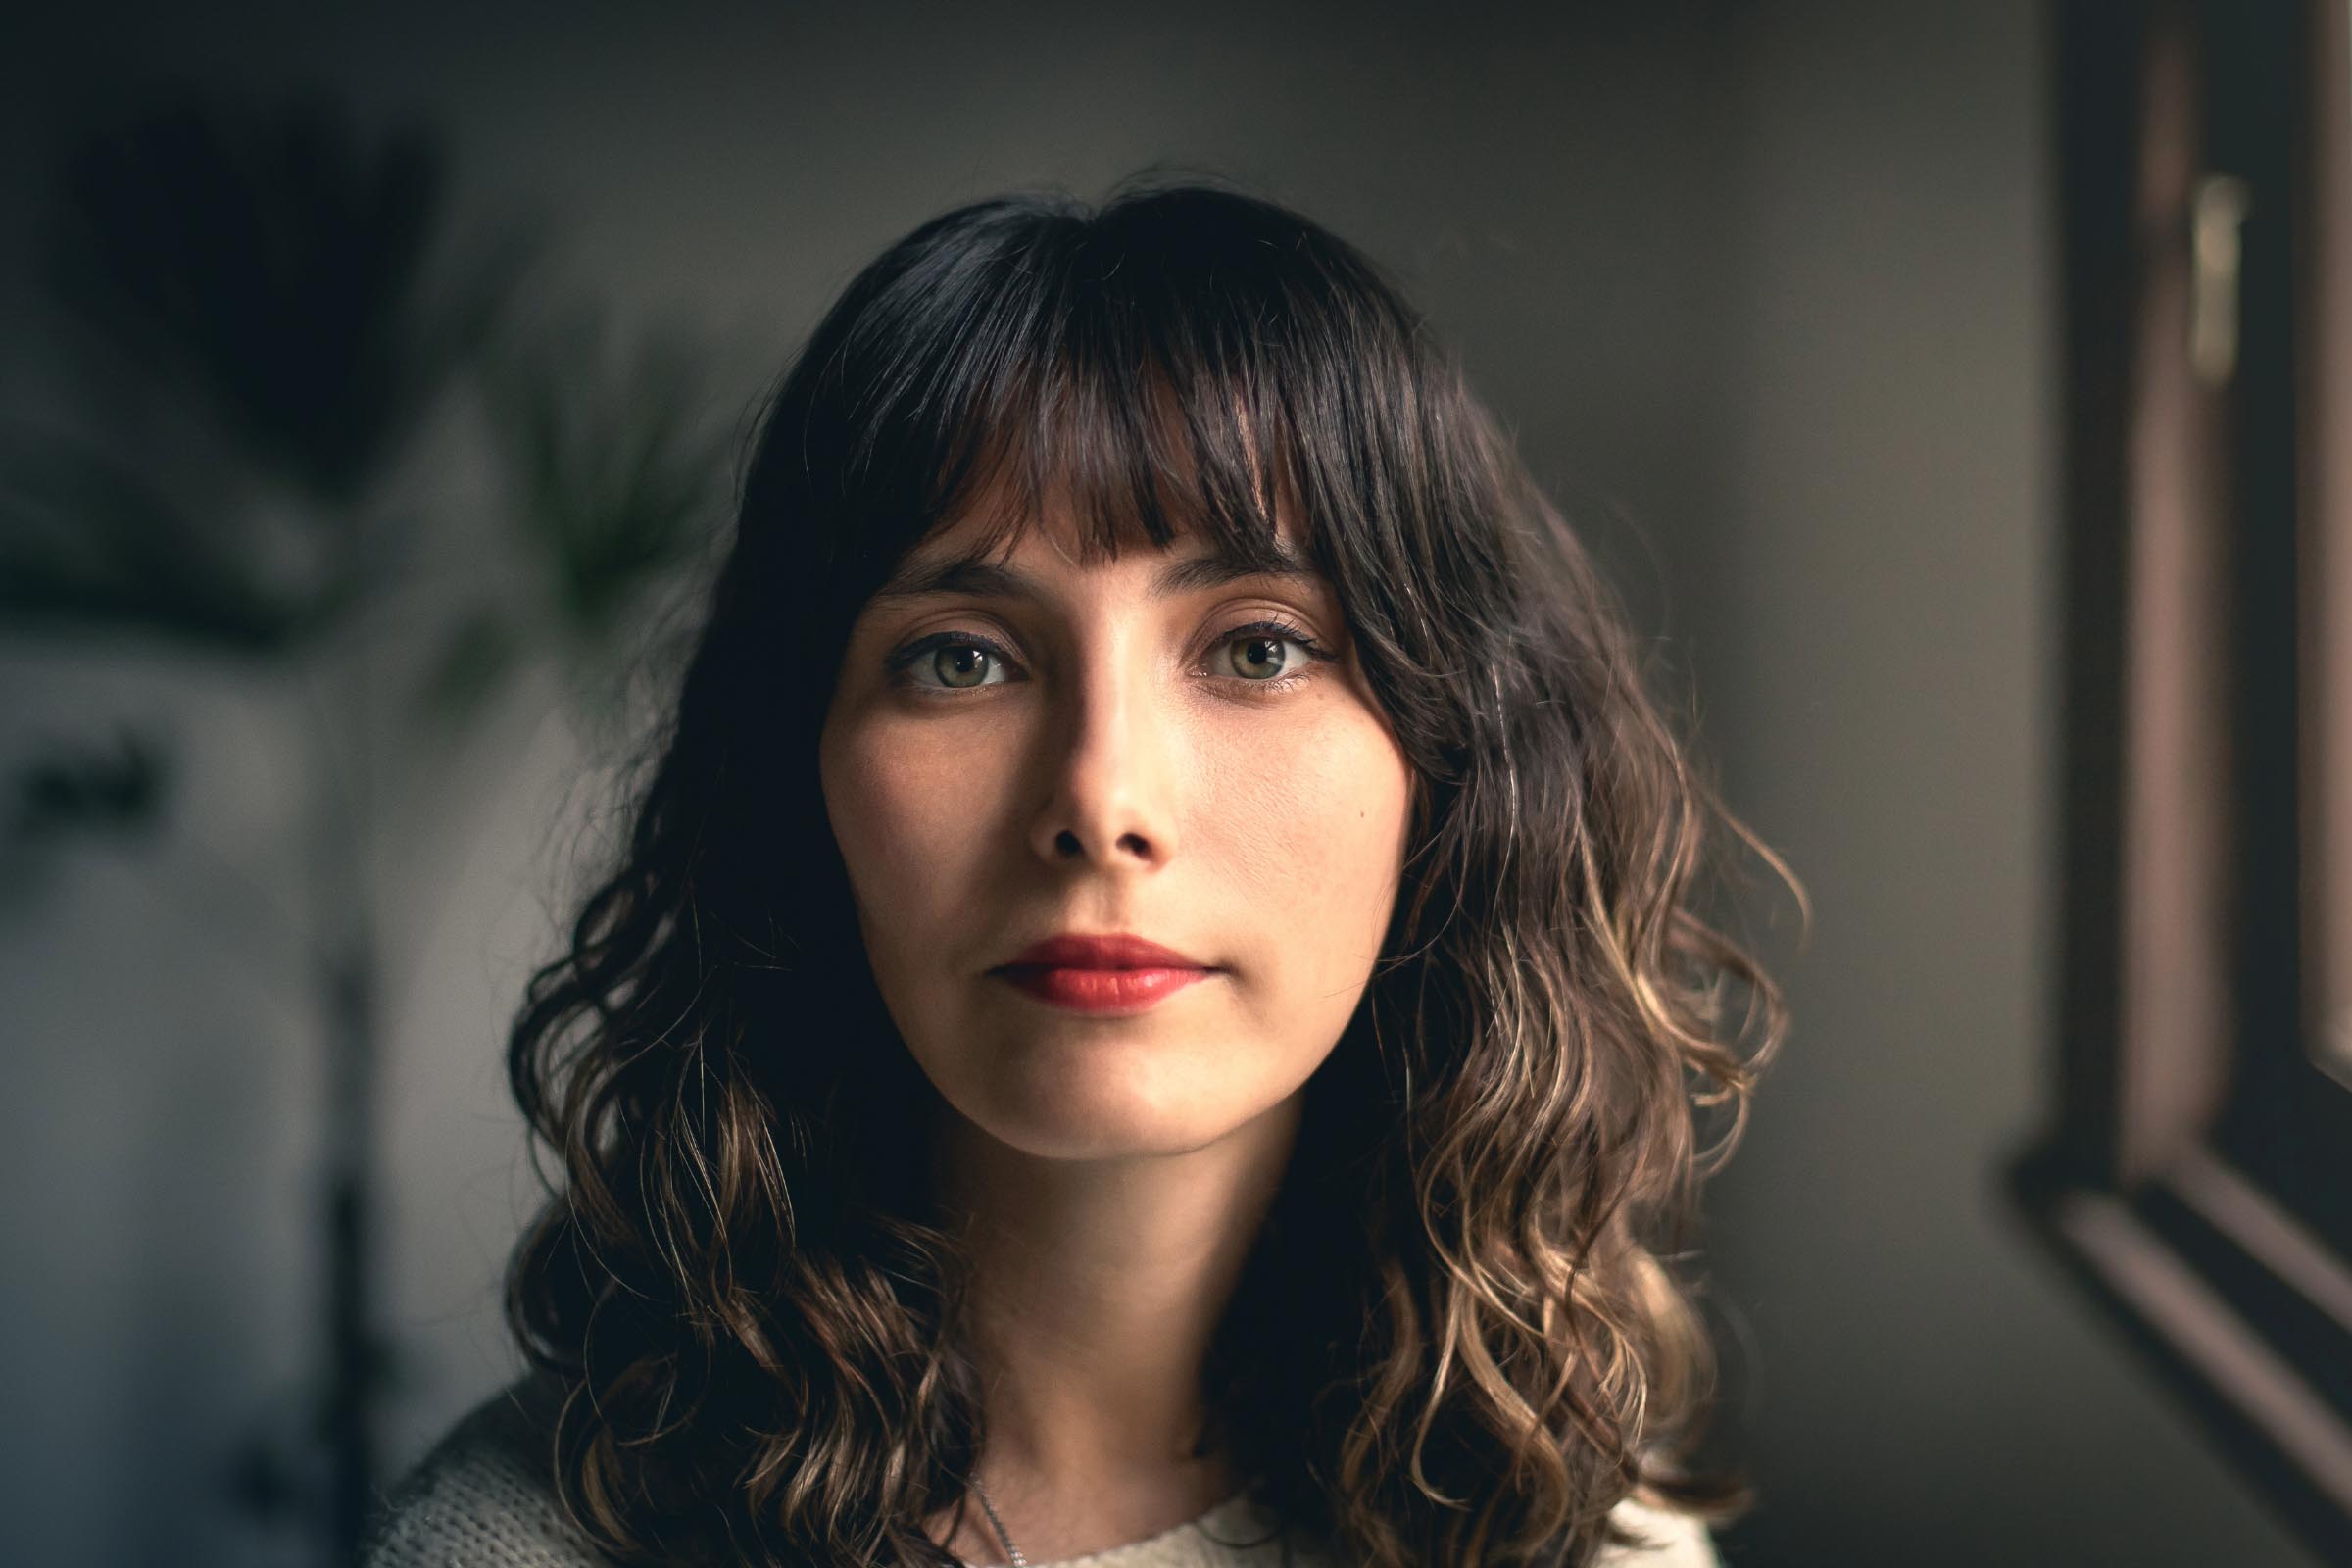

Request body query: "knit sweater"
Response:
[358, 1375, 1722, 1568]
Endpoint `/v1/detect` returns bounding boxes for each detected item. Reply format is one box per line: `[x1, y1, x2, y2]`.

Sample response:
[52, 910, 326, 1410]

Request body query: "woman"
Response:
[362, 177, 1794, 1568]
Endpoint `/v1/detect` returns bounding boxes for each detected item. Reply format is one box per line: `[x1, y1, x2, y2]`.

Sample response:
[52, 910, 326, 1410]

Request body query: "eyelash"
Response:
[883, 618, 1334, 699]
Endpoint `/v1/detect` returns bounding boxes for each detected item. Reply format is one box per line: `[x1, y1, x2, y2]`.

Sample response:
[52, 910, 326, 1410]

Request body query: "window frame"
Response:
[2007, 3, 2352, 1561]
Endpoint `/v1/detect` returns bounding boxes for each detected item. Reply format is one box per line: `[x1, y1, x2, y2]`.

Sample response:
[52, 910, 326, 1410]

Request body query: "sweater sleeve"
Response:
[358, 1382, 614, 1568]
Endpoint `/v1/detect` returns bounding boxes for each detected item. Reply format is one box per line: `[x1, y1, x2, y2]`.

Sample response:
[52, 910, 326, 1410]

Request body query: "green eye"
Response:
[1211, 619, 1329, 687]
[930, 644, 995, 689]
[887, 632, 1015, 692]
[1224, 632, 1295, 680]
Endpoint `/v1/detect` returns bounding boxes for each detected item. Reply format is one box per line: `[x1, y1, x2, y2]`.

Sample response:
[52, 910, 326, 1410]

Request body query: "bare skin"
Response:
[817, 497, 1413, 1563]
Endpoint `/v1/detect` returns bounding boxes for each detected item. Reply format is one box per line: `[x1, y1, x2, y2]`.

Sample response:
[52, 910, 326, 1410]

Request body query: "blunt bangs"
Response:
[787, 182, 1428, 618]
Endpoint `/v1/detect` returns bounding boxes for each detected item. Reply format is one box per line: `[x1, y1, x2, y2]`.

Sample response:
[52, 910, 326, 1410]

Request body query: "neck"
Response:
[932, 1090, 1302, 1493]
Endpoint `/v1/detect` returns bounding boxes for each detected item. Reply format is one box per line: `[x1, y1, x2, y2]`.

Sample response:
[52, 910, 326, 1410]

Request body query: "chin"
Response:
[997, 1117, 1235, 1163]
[959, 1051, 1277, 1161]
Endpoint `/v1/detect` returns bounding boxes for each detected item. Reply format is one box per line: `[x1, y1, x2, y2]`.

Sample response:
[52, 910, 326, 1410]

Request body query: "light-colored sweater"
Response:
[359, 1377, 1722, 1568]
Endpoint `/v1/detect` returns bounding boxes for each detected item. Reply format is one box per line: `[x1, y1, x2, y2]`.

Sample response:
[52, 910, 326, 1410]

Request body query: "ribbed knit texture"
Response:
[358, 1375, 1720, 1568]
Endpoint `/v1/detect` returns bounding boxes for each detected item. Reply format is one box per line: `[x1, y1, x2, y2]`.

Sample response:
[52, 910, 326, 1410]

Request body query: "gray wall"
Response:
[0, 2, 2313, 1563]
[1697, 4, 2307, 1561]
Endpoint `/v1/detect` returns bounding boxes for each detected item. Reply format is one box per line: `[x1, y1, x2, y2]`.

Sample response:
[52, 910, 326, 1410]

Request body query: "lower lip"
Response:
[991, 965, 1216, 1013]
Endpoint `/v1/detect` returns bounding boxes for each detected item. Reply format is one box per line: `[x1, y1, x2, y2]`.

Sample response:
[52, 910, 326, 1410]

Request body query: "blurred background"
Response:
[0, 1, 2334, 1564]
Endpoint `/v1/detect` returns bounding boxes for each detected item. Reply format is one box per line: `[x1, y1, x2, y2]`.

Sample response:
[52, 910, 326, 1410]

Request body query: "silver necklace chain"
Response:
[970, 1475, 1029, 1568]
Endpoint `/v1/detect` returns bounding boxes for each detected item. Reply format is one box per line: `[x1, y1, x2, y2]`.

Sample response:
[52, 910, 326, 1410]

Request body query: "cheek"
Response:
[1200, 709, 1411, 987]
[818, 716, 1003, 941]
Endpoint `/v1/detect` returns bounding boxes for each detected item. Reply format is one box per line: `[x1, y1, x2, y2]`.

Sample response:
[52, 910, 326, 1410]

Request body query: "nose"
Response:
[1027, 634, 1179, 872]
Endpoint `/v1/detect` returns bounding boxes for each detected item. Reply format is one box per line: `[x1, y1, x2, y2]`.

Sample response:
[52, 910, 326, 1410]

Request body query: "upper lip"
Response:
[995, 932, 1213, 970]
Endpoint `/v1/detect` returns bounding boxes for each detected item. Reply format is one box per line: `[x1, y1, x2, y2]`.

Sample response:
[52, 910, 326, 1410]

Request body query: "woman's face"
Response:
[817, 500, 1415, 1163]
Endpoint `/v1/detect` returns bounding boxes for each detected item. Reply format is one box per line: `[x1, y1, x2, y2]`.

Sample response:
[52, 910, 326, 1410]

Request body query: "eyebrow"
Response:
[865, 538, 1325, 606]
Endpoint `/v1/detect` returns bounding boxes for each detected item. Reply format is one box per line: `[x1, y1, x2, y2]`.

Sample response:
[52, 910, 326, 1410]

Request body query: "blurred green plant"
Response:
[0, 88, 740, 1565]
[424, 307, 734, 734]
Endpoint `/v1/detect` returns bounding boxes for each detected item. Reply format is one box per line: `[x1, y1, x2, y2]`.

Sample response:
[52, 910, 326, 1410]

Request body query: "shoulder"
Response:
[358, 1371, 615, 1568]
[1593, 1494, 1722, 1568]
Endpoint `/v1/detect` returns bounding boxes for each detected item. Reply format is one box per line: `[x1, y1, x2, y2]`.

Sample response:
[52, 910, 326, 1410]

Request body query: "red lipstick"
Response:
[990, 932, 1219, 1014]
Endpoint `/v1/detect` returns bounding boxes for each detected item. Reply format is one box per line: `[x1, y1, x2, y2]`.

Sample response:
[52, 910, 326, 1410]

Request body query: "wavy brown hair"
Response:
[501, 175, 1800, 1568]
